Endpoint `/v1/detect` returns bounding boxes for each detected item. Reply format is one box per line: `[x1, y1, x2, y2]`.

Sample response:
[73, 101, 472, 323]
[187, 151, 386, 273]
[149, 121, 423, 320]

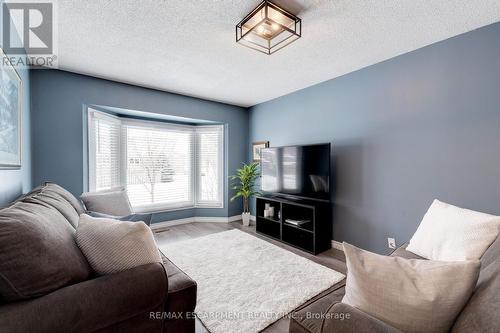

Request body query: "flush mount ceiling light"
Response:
[236, 0, 302, 55]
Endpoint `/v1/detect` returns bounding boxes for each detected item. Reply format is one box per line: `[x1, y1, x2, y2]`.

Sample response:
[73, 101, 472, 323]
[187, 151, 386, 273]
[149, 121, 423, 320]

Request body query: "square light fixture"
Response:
[236, 1, 301, 55]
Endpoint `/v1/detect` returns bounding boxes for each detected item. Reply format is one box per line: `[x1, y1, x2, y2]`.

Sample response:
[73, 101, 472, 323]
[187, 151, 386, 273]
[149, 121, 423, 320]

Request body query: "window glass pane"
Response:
[196, 126, 223, 205]
[125, 124, 193, 209]
[88, 111, 121, 191]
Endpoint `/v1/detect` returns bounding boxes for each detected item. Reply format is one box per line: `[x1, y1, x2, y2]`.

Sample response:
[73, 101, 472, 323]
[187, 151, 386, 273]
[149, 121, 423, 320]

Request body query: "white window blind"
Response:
[195, 126, 223, 207]
[87, 109, 224, 212]
[124, 120, 194, 211]
[88, 110, 121, 191]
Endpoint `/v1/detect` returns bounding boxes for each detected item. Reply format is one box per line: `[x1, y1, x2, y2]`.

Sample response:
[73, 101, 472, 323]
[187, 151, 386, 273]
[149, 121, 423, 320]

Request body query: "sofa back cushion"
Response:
[42, 182, 86, 215]
[452, 236, 500, 332]
[0, 200, 91, 301]
[22, 190, 80, 228]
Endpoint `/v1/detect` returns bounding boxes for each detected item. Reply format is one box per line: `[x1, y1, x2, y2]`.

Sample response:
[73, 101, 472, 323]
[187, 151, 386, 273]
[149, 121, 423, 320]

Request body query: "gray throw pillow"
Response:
[76, 214, 161, 275]
[342, 243, 480, 333]
[80, 187, 133, 216]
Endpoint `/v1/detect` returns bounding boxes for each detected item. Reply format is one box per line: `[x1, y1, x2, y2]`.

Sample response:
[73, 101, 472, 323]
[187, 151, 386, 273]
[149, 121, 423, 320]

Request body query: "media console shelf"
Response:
[255, 196, 332, 255]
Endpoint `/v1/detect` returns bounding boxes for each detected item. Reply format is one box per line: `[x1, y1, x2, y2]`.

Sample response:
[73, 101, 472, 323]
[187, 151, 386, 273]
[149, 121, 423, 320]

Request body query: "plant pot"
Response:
[242, 212, 251, 226]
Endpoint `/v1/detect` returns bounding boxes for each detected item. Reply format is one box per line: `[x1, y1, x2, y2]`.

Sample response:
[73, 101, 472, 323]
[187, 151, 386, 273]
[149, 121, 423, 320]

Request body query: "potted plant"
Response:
[230, 162, 261, 226]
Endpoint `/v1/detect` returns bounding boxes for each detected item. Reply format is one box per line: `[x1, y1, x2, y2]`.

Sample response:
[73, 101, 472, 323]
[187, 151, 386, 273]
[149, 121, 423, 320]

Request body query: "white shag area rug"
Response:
[159, 229, 345, 333]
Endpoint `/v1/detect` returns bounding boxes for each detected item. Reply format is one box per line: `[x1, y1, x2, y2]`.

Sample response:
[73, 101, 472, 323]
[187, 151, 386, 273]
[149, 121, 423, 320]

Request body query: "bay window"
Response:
[88, 109, 224, 211]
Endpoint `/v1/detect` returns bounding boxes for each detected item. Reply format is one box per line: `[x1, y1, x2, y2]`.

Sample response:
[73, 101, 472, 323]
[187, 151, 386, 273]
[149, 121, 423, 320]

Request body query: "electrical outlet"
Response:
[388, 237, 396, 249]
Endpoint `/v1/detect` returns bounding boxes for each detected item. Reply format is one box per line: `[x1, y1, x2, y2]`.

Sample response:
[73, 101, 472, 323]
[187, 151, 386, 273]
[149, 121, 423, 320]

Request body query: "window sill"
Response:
[134, 204, 224, 214]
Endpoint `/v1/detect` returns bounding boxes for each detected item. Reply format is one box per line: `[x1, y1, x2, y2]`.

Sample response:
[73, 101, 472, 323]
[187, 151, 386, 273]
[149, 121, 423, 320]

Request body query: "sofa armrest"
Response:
[0, 262, 168, 333]
[87, 211, 153, 226]
[322, 303, 402, 333]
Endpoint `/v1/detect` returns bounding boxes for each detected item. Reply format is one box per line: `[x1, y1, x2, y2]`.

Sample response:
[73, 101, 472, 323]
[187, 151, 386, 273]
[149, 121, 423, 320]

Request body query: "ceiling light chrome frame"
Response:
[236, 0, 302, 55]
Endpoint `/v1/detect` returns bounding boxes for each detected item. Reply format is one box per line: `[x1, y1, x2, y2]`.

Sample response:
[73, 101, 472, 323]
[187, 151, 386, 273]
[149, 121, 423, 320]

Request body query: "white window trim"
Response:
[121, 116, 197, 131]
[87, 109, 224, 212]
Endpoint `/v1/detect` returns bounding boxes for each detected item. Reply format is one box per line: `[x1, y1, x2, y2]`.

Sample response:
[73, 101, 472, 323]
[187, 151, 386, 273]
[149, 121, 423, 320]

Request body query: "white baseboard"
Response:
[331, 240, 343, 251]
[151, 217, 195, 230]
[195, 216, 238, 223]
[250, 215, 256, 221]
[151, 215, 242, 231]
[228, 214, 243, 222]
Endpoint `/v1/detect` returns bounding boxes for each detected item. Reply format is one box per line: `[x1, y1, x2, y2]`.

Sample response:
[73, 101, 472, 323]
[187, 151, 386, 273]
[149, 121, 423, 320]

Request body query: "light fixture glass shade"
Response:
[236, 1, 301, 55]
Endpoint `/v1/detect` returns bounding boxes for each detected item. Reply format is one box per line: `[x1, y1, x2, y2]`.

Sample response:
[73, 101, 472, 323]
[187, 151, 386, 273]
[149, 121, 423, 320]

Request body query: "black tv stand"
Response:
[271, 194, 300, 201]
[255, 196, 332, 254]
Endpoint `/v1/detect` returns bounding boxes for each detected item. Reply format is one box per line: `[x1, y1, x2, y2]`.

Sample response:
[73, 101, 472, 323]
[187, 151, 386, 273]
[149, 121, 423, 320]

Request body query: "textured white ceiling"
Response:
[55, 0, 500, 107]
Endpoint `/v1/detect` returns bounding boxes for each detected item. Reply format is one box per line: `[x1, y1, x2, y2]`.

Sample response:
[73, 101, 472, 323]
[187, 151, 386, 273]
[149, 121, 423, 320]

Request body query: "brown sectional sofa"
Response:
[290, 238, 499, 333]
[0, 183, 196, 333]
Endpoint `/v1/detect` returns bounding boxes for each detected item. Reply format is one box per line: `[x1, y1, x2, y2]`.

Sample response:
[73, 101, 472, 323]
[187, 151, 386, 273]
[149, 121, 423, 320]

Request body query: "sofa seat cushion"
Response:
[0, 201, 91, 301]
[161, 254, 197, 314]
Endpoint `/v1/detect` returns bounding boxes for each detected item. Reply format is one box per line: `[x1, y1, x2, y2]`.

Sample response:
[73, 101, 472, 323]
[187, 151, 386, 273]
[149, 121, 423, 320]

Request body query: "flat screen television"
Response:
[260, 143, 331, 201]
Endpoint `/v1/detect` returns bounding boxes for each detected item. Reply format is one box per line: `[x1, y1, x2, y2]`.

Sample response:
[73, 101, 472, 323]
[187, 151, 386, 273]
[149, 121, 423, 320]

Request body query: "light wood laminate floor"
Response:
[154, 221, 346, 333]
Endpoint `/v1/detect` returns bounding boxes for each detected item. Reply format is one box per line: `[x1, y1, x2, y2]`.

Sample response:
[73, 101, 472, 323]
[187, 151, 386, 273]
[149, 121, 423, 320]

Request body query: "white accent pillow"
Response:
[407, 199, 500, 261]
[80, 187, 133, 216]
[76, 214, 161, 275]
[342, 243, 480, 333]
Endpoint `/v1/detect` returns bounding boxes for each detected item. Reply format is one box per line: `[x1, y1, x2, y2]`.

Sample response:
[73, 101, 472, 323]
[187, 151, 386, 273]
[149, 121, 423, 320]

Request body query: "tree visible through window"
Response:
[125, 125, 193, 208]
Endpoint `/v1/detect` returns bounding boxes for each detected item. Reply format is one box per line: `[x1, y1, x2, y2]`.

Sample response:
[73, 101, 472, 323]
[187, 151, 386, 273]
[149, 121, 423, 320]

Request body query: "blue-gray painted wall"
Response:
[30, 70, 248, 221]
[0, 13, 31, 207]
[249, 22, 500, 253]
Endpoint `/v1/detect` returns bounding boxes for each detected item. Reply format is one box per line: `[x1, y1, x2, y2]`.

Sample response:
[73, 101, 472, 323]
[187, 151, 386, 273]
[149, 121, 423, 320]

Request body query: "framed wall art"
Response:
[252, 141, 269, 162]
[0, 48, 22, 169]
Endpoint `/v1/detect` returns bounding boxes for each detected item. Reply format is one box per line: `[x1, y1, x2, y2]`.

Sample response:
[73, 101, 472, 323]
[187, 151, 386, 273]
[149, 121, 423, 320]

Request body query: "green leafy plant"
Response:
[230, 162, 261, 213]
